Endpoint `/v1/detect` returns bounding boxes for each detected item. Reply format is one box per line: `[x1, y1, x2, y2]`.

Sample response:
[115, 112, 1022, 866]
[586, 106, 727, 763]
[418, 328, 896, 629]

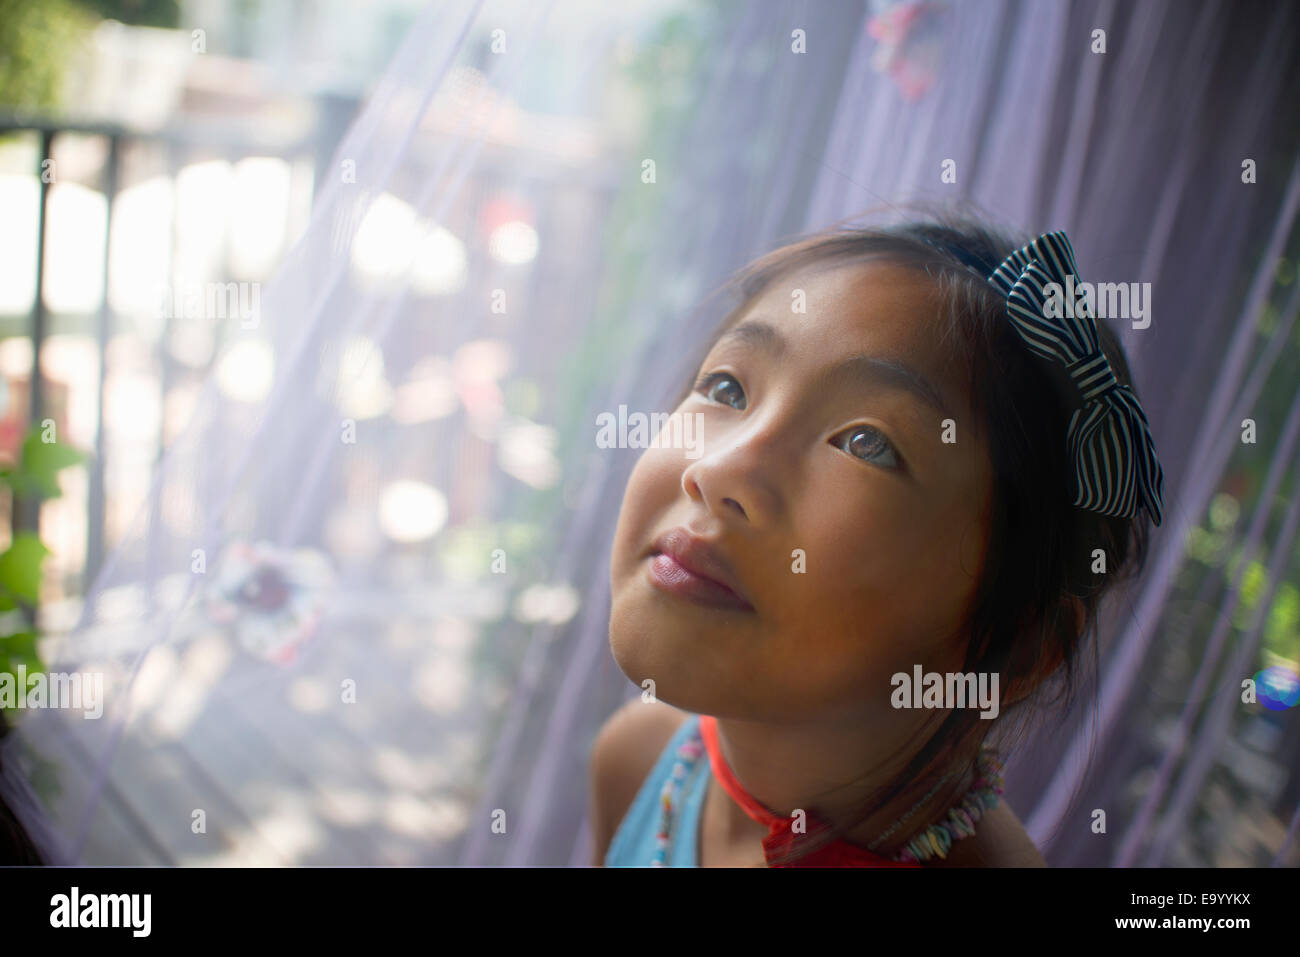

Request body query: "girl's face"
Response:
[608, 260, 995, 724]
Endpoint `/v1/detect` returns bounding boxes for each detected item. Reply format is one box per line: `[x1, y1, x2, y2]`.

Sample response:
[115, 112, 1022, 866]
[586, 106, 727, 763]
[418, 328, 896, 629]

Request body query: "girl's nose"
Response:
[679, 418, 788, 526]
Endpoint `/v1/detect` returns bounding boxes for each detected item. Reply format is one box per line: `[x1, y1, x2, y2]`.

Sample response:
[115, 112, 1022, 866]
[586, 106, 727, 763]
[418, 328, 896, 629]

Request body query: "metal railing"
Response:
[0, 101, 356, 595]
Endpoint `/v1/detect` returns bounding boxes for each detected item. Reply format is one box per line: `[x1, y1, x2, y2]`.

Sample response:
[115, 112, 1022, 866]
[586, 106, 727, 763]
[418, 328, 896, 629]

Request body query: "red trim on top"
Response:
[698, 714, 921, 868]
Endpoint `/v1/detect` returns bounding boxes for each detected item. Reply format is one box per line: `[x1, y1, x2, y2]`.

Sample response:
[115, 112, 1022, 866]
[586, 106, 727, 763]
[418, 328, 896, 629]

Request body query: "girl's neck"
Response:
[840, 755, 979, 859]
[708, 711, 984, 860]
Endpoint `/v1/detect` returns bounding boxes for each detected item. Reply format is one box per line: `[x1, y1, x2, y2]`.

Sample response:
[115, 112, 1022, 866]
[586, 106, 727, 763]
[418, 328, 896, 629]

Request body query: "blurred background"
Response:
[0, 0, 646, 610]
[0, 0, 1297, 867]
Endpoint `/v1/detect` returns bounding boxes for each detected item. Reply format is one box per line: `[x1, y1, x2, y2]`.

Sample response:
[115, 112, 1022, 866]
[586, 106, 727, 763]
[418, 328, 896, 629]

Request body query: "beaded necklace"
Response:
[651, 715, 1004, 867]
[652, 733, 706, 865]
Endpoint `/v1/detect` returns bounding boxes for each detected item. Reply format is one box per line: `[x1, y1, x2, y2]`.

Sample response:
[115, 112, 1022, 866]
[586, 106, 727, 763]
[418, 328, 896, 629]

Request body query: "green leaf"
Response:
[19, 430, 85, 499]
[0, 630, 39, 667]
[0, 466, 42, 499]
[0, 631, 43, 698]
[0, 534, 50, 604]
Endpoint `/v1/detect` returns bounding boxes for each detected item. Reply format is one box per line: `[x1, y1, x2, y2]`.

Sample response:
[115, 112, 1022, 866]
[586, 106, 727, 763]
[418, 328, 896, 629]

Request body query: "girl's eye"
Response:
[695, 370, 902, 471]
[694, 371, 746, 409]
[832, 425, 900, 470]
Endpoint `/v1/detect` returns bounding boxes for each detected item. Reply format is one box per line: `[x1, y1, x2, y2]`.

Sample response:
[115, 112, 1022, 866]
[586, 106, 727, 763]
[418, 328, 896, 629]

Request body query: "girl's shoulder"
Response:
[591, 699, 693, 778]
[930, 800, 1047, 867]
[588, 700, 694, 864]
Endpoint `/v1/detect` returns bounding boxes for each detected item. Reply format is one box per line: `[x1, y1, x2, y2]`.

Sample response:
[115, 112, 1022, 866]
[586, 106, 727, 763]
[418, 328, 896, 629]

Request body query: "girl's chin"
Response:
[608, 633, 753, 717]
[610, 622, 699, 697]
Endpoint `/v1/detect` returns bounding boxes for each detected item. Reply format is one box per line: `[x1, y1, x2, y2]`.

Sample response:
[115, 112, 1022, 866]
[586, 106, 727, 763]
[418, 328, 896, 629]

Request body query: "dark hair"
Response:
[667, 204, 1154, 865]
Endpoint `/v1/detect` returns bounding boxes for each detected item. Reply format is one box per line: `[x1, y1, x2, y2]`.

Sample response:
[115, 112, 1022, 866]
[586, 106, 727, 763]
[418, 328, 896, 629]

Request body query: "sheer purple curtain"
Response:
[2, 0, 1296, 867]
[559, 0, 1300, 868]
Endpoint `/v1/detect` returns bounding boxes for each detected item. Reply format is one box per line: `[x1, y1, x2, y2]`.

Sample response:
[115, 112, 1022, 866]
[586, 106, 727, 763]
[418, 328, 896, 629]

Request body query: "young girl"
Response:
[589, 209, 1164, 867]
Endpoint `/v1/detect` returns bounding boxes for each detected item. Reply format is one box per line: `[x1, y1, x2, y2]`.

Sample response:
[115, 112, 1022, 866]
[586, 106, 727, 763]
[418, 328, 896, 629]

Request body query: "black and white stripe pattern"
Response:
[986, 231, 1165, 526]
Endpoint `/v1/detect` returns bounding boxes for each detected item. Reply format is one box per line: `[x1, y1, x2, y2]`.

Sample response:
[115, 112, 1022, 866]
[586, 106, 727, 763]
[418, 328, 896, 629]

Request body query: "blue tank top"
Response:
[605, 713, 708, 867]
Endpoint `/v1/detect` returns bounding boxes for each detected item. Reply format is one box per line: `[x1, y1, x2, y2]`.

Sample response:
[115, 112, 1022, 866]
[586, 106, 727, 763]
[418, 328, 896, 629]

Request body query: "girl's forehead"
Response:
[728, 258, 979, 424]
[765, 257, 943, 313]
[743, 259, 957, 362]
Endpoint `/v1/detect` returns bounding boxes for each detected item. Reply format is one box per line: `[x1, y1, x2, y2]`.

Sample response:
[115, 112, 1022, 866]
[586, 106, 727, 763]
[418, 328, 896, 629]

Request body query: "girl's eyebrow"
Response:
[714, 318, 955, 420]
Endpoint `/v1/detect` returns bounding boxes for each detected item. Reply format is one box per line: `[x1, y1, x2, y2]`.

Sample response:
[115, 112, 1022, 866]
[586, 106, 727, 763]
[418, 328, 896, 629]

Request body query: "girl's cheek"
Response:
[615, 447, 681, 552]
[633, 445, 686, 499]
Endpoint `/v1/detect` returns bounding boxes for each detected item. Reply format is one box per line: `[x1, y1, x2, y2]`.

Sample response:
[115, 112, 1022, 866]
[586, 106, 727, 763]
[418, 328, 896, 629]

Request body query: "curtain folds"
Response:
[1, 0, 1295, 868]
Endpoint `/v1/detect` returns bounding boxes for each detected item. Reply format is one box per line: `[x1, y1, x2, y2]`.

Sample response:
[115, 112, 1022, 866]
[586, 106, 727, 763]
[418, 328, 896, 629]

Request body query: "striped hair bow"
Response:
[985, 231, 1165, 526]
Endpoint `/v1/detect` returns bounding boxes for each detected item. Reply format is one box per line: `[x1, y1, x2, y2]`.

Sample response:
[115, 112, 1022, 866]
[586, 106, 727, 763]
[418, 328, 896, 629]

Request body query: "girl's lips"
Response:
[645, 551, 756, 612]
